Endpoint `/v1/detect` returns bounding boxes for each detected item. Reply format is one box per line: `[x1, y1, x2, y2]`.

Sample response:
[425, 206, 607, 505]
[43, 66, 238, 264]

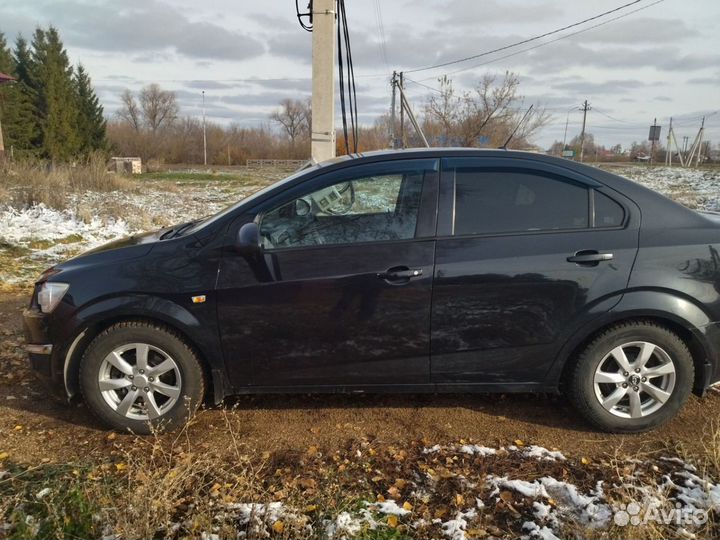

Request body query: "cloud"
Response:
[551, 78, 648, 94]
[579, 17, 697, 44]
[2, 0, 265, 61]
[437, 0, 561, 26]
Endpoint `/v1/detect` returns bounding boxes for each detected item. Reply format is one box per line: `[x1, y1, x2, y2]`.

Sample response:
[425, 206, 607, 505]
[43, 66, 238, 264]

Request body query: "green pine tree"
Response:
[0, 33, 39, 157]
[30, 26, 79, 161]
[73, 64, 106, 154]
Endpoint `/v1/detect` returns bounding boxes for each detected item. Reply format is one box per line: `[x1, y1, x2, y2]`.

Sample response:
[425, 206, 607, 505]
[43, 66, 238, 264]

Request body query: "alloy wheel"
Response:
[593, 341, 676, 419]
[98, 342, 182, 421]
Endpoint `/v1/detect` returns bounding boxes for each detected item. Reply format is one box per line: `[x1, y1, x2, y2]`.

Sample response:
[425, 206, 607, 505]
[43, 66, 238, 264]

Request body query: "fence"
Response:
[246, 159, 308, 169]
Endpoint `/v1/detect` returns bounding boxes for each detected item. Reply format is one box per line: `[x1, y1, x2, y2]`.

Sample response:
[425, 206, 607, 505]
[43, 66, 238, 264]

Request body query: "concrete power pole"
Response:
[202, 90, 207, 166]
[310, 0, 337, 163]
[579, 100, 591, 163]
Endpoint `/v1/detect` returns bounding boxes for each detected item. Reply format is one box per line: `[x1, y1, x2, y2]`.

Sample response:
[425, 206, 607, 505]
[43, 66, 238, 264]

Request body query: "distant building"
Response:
[109, 157, 142, 174]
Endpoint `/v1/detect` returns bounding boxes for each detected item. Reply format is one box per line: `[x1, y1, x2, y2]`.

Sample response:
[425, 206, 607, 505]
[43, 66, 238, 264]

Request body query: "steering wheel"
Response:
[321, 181, 355, 215]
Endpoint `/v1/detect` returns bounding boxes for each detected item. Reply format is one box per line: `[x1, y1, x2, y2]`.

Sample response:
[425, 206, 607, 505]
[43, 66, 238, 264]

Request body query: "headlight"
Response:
[37, 282, 69, 313]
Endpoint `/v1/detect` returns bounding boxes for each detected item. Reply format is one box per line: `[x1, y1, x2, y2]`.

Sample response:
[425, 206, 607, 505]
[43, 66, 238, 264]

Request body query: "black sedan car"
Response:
[23, 149, 720, 434]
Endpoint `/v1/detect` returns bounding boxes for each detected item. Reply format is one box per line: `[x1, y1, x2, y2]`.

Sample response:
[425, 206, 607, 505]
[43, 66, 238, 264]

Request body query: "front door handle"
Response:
[567, 250, 614, 266]
[377, 266, 423, 283]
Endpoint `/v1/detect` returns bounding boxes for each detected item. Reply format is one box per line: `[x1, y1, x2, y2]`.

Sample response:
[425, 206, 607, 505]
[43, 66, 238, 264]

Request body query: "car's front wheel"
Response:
[568, 321, 694, 433]
[79, 321, 205, 434]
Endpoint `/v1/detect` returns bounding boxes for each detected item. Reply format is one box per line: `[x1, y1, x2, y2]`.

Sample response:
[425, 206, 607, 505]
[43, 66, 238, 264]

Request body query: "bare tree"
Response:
[140, 84, 179, 132]
[425, 71, 549, 148]
[116, 84, 178, 133]
[117, 89, 142, 132]
[270, 98, 311, 147]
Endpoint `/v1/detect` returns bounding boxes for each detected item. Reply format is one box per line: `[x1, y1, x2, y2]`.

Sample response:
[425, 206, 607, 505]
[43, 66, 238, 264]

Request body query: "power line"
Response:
[593, 107, 636, 124]
[337, 0, 359, 153]
[404, 0, 649, 74]
[372, 0, 390, 70]
[295, 0, 313, 32]
[417, 0, 665, 81]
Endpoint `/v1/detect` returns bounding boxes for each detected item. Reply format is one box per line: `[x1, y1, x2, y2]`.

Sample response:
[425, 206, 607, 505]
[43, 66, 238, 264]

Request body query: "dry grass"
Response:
[0, 154, 136, 211]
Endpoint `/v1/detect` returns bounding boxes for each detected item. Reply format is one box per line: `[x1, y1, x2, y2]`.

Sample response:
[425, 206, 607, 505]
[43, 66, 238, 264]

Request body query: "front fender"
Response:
[59, 293, 226, 401]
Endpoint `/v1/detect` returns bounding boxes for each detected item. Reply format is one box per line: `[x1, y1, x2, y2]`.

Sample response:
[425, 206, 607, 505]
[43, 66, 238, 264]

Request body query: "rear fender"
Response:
[546, 289, 717, 389]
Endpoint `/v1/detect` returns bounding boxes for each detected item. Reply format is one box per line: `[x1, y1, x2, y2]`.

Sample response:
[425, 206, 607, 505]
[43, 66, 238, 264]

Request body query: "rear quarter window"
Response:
[594, 191, 625, 228]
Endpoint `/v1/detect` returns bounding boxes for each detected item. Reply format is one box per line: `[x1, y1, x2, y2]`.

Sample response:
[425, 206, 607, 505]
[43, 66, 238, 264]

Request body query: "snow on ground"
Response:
[615, 166, 720, 212]
[0, 178, 268, 283]
[0, 166, 718, 286]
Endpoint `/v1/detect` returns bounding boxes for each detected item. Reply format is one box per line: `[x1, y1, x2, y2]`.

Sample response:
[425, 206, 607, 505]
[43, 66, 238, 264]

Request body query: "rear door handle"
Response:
[377, 266, 423, 282]
[567, 250, 614, 265]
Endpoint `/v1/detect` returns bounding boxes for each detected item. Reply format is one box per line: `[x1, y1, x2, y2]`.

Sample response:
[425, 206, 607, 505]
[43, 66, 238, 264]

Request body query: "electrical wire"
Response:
[295, 0, 313, 32]
[337, 0, 359, 154]
[404, 0, 649, 74]
[373, 0, 390, 70]
[416, 0, 665, 81]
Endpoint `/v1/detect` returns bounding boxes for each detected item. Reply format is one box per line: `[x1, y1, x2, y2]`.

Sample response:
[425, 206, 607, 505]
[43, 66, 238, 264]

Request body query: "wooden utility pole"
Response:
[579, 100, 591, 163]
[0, 115, 4, 162]
[310, 0, 337, 163]
[390, 71, 397, 148]
[399, 72, 405, 148]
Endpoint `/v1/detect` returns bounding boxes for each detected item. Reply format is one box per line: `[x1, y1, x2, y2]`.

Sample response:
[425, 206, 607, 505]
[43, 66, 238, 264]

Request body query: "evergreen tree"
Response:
[73, 64, 106, 154]
[0, 33, 39, 157]
[30, 26, 79, 161]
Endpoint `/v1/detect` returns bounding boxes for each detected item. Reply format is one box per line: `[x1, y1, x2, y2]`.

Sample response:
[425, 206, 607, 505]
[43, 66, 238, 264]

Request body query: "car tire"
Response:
[79, 321, 205, 434]
[568, 321, 694, 433]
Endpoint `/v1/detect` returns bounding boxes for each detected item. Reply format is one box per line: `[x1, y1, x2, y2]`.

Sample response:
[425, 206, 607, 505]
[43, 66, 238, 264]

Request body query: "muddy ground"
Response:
[2, 291, 718, 467]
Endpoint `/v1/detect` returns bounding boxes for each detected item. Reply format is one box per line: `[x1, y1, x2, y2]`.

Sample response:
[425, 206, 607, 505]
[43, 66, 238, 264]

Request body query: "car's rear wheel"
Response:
[568, 321, 694, 433]
[79, 321, 205, 434]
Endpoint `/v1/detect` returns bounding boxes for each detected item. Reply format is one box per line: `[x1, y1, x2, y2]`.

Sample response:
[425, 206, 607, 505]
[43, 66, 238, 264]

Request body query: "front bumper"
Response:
[23, 307, 67, 400]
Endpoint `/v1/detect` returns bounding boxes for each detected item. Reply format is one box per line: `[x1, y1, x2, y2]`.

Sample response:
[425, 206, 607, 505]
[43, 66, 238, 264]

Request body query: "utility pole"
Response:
[649, 117, 658, 166]
[0, 115, 4, 163]
[562, 111, 570, 155]
[310, 0, 337, 163]
[579, 100, 591, 163]
[390, 71, 397, 148]
[202, 90, 207, 166]
[666, 117, 672, 166]
[399, 72, 405, 148]
[396, 80, 429, 148]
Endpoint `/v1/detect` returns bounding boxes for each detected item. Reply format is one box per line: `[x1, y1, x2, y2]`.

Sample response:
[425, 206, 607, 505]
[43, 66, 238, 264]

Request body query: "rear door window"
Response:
[453, 168, 590, 236]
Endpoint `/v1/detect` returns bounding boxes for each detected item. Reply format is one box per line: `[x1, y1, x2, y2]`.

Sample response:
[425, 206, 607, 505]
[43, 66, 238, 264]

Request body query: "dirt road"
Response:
[1, 291, 718, 466]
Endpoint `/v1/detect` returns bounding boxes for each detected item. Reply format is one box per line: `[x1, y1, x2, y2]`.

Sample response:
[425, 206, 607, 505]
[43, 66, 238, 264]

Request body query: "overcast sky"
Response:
[1, 0, 718, 149]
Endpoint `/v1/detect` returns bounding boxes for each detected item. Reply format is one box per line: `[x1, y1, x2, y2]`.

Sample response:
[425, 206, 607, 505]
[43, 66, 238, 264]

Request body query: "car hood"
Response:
[51, 229, 164, 273]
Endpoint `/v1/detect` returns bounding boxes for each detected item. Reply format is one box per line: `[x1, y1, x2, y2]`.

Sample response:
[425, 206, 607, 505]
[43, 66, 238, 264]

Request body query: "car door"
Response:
[431, 157, 639, 385]
[217, 159, 439, 388]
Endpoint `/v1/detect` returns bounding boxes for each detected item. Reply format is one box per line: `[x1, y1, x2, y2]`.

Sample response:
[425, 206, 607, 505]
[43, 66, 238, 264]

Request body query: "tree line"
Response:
[0, 25, 552, 166]
[0, 27, 106, 161]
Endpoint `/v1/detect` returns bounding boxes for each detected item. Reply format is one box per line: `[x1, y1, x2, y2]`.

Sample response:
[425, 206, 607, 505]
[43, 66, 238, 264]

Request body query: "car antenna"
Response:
[499, 104, 534, 149]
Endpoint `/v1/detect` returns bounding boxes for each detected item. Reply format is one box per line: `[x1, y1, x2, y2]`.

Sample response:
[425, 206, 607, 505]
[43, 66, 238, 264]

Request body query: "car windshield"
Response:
[183, 160, 334, 236]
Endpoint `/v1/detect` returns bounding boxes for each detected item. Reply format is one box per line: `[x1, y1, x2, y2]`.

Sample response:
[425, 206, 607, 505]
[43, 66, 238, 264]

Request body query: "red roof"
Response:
[0, 72, 15, 84]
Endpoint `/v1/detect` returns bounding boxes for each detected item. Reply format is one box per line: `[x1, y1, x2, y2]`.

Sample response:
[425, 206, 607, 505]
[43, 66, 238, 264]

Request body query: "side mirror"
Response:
[235, 222, 261, 255]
